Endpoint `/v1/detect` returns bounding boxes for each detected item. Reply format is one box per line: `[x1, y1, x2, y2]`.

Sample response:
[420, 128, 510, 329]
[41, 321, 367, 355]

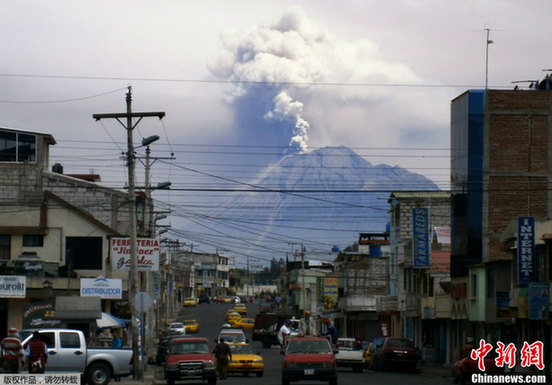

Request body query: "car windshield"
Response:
[171, 341, 209, 354]
[386, 338, 414, 348]
[184, 320, 196, 325]
[170, 323, 184, 329]
[220, 333, 245, 343]
[287, 340, 331, 354]
[337, 340, 354, 349]
[229, 344, 255, 354]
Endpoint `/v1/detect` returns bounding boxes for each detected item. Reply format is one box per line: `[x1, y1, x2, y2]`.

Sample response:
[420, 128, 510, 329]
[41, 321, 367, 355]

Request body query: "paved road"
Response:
[153, 301, 452, 385]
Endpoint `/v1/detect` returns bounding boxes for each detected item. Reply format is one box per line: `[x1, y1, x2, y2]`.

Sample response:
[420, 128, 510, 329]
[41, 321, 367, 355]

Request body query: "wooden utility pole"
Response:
[93, 87, 165, 380]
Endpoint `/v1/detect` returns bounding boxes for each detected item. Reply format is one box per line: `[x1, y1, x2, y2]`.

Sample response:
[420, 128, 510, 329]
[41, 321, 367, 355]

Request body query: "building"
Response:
[385, 191, 451, 357]
[0, 126, 149, 340]
[450, 88, 552, 370]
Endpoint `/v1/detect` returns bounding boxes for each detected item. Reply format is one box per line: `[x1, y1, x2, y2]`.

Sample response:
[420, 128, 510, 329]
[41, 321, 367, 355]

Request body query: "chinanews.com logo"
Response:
[469, 339, 548, 384]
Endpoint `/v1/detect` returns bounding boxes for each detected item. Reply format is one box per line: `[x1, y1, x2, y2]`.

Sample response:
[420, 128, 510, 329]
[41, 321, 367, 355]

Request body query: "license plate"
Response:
[243, 364, 252, 368]
[304, 369, 315, 375]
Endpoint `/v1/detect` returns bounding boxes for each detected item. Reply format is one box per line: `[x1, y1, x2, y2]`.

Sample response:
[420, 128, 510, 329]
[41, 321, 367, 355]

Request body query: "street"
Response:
[153, 301, 452, 385]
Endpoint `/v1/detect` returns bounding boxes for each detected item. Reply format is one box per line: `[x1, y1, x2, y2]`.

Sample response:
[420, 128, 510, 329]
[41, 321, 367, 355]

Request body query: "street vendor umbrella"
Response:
[96, 312, 126, 329]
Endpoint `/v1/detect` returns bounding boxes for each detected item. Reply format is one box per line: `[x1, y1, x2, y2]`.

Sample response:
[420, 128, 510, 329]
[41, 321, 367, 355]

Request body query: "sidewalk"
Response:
[419, 363, 453, 380]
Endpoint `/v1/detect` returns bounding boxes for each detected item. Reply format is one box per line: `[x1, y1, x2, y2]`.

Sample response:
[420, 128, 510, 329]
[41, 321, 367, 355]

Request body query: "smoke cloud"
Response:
[209, 7, 429, 152]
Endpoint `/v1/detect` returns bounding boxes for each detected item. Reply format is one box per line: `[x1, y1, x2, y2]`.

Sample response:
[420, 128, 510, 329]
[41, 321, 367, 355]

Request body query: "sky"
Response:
[2, 0, 551, 266]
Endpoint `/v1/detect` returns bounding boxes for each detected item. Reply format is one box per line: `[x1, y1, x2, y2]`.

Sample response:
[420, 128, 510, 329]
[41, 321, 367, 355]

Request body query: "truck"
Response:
[21, 329, 133, 385]
[164, 336, 216, 385]
[252, 313, 300, 348]
[334, 338, 364, 372]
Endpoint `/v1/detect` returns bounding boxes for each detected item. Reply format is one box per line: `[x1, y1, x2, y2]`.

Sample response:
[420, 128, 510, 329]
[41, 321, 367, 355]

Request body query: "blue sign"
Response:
[413, 208, 430, 268]
[528, 283, 549, 320]
[517, 217, 536, 286]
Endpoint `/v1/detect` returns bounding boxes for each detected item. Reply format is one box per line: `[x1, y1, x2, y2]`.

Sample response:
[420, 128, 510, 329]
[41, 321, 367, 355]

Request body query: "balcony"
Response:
[338, 294, 379, 312]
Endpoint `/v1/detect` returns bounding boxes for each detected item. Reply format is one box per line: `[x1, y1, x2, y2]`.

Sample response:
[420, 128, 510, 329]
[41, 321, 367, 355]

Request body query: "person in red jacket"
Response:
[26, 331, 48, 373]
[0, 327, 26, 373]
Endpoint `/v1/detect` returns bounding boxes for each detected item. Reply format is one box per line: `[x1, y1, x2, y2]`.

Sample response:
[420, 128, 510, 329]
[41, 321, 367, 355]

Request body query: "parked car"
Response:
[334, 338, 364, 372]
[282, 337, 337, 385]
[370, 337, 419, 372]
[452, 349, 504, 384]
[183, 298, 197, 307]
[165, 337, 216, 385]
[216, 328, 247, 344]
[234, 303, 247, 314]
[168, 322, 186, 335]
[155, 334, 187, 365]
[226, 311, 241, 324]
[21, 329, 133, 385]
[227, 343, 264, 377]
[183, 320, 199, 333]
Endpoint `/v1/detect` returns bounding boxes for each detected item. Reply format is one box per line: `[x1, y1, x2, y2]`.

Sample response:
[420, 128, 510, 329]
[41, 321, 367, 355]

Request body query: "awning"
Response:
[55, 296, 101, 319]
[96, 312, 127, 329]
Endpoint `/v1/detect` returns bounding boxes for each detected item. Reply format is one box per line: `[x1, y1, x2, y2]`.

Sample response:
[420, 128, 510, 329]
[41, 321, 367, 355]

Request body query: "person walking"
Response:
[322, 318, 338, 346]
[213, 337, 232, 380]
[0, 327, 26, 373]
[299, 311, 317, 337]
[278, 319, 291, 349]
[27, 331, 47, 374]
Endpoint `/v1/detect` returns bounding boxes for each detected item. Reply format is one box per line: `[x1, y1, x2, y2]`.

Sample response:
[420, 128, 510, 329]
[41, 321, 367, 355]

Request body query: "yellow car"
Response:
[230, 317, 254, 331]
[233, 304, 247, 314]
[183, 319, 199, 333]
[228, 343, 264, 377]
[183, 298, 197, 307]
[226, 312, 241, 324]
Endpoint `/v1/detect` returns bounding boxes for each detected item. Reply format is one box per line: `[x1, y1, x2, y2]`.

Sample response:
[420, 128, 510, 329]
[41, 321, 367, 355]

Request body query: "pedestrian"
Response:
[278, 319, 292, 349]
[0, 327, 26, 373]
[112, 330, 123, 348]
[299, 311, 317, 337]
[26, 331, 47, 374]
[213, 337, 232, 379]
[322, 318, 338, 346]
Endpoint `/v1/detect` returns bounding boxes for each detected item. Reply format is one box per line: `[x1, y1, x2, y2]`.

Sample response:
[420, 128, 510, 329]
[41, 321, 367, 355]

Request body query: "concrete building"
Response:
[450, 88, 552, 372]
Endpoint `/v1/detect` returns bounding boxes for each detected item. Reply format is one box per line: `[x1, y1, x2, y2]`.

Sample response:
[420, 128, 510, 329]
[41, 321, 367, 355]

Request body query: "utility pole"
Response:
[300, 243, 306, 314]
[93, 87, 165, 380]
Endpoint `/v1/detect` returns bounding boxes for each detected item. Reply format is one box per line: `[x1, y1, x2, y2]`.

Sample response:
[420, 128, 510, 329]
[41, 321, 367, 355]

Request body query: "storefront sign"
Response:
[323, 277, 338, 309]
[110, 237, 160, 271]
[528, 282, 549, 320]
[413, 207, 430, 268]
[517, 217, 535, 286]
[0, 275, 26, 298]
[22, 300, 61, 329]
[81, 276, 122, 299]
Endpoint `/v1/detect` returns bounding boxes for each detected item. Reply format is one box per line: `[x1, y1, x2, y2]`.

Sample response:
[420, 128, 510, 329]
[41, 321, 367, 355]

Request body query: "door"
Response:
[37, 331, 60, 370]
[57, 331, 86, 371]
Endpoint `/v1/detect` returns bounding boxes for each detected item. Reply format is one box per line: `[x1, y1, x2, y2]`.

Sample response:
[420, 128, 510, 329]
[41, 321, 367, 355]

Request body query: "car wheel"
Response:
[86, 362, 111, 385]
[329, 377, 337, 385]
[256, 372, 263, 377]
[167, 379, 175, 385]
[208, 377, 217, 385]
[282, 376, 290, 385]
[459, 371, 469, 384]
[354, 364, 363, 372]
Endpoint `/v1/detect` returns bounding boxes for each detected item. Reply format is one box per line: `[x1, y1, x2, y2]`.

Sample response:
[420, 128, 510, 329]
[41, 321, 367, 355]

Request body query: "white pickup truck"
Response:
[334, 337, 365, 372]
[21, 329, 133, 385]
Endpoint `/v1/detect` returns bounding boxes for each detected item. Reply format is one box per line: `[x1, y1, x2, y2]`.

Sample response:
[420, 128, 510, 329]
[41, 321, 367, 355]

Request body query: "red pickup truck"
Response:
[165, 337, 217, 385]
[282, 337, 337, 385]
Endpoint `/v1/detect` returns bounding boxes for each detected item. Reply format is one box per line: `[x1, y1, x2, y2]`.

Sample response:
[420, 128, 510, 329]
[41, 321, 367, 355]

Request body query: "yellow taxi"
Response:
[233, 303, 247, 314]
[183, 298, 197, 307]
[227, 343, 264, 377]
[226, 311, 241, 324]
[230, 317, 254, 331]
[183, 319, 199, 333]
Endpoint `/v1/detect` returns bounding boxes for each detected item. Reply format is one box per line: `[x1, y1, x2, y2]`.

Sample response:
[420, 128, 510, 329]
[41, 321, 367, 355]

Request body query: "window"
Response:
[66, 237, 102, 270]
[0, 235, 10, 260]
[470, 274, 477, 298]
[0, 130, 36, 162]
[40, 332, 56, 349]
[60, 332, 81, 349]
[23, 235, 44, 247]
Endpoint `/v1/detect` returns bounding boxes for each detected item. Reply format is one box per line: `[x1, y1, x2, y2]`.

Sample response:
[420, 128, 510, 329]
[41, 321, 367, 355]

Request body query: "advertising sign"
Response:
[413, 207, 430, 268]
[80, 276, 122, 299]
[0, 275, 26, 298]
[323, 277, 338, 309]
[23, 300, 61, 329]
[517, 217, 535, 286]
[110, 237, 160, 271]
